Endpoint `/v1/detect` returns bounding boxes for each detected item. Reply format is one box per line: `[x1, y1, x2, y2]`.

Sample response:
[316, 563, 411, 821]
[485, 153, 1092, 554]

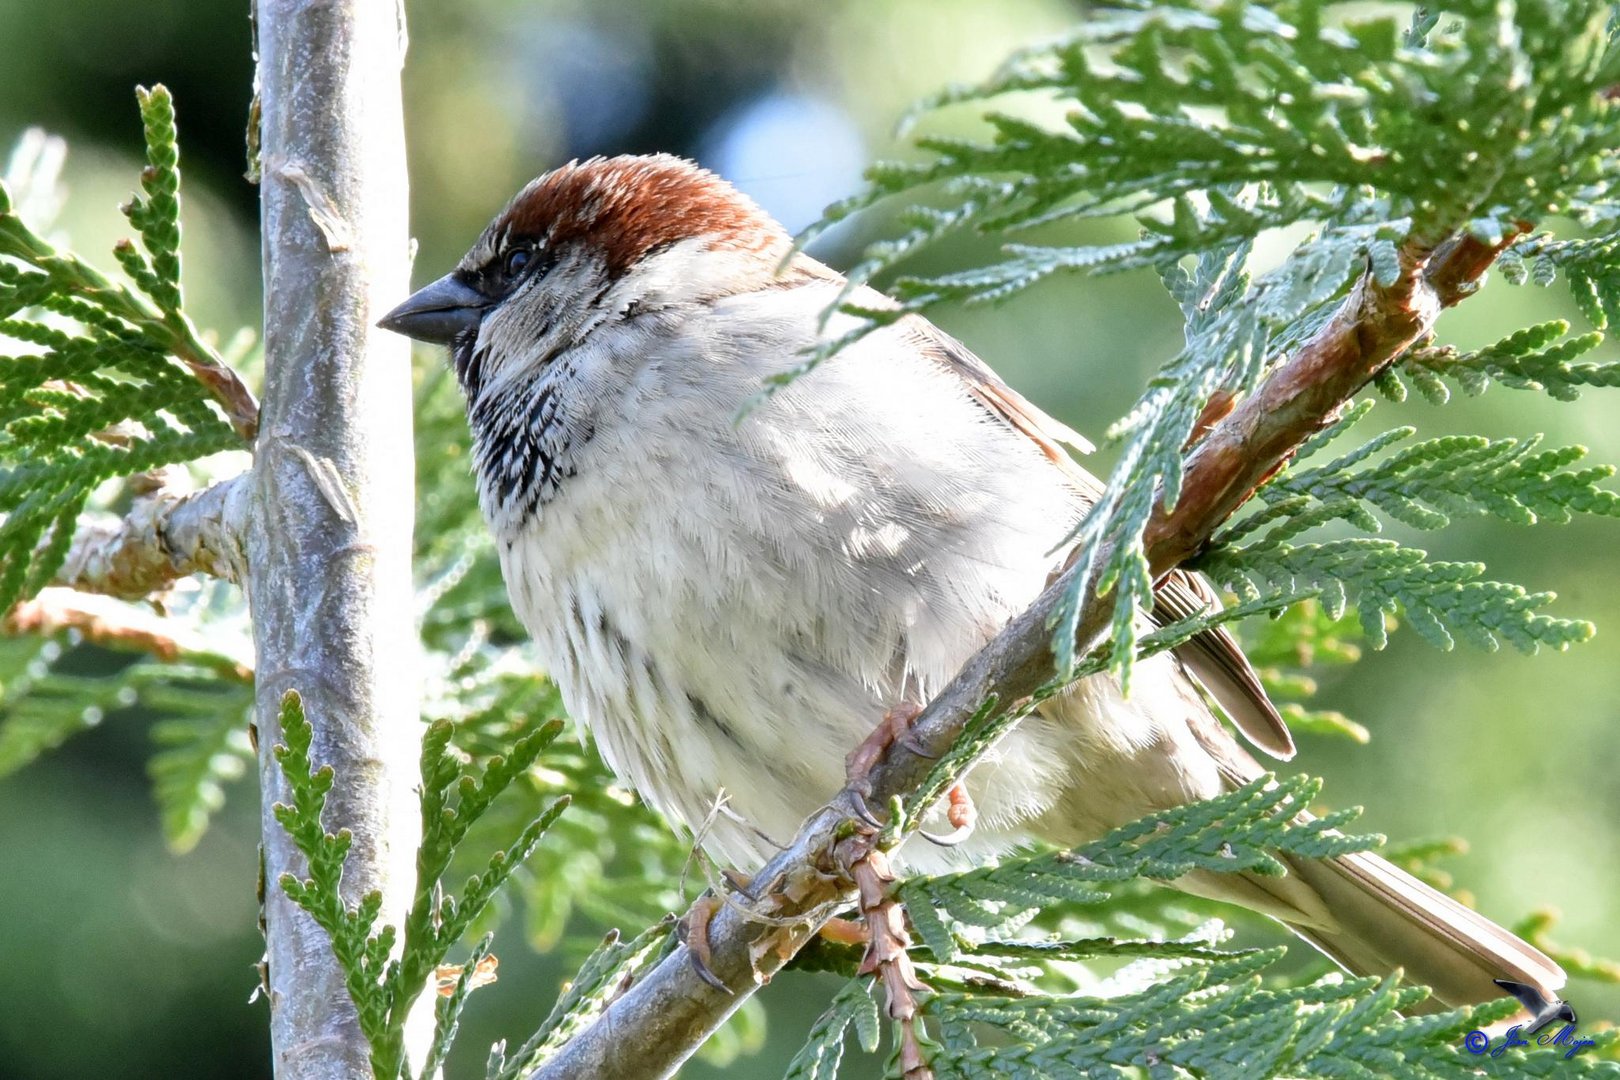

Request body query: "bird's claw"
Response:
[842, 701, 934, 832]
[899, 731, 939, 760]
[845, 788, 886, 831]
[918, 781, 977, 846]
[677, 894, 733, 994]
[919, 823, 973, 847]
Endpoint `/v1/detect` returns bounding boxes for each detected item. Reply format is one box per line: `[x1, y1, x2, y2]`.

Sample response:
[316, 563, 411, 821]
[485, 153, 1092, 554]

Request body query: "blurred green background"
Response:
[2, 1, 1617, 1077]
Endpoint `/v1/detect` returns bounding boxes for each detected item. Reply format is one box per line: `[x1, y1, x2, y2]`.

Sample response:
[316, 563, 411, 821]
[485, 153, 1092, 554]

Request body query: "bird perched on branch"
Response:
[381, 154, 1562, 1010]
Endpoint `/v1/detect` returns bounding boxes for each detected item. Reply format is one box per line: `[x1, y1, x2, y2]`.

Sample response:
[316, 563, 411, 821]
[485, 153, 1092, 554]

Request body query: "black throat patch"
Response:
[462, 351, 591, 522]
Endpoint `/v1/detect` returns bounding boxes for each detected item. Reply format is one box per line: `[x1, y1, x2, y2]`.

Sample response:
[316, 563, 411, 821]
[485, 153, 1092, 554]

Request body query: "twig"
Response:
[53, 474, 250, 599]
[5, 586, 253, 681]
[524, 228, 1519, 1080]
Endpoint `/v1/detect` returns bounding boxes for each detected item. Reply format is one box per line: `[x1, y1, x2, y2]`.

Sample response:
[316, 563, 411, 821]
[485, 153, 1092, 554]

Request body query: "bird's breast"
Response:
[484, 306, 1093, 866]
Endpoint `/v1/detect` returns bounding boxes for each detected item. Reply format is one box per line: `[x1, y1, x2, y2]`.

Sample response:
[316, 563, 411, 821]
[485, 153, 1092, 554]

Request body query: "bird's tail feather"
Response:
[1276, 849, 1565, 1010]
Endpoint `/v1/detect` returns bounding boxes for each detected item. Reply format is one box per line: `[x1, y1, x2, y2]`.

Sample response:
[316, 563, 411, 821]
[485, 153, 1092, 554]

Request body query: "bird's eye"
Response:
[503, 247, 532, 278]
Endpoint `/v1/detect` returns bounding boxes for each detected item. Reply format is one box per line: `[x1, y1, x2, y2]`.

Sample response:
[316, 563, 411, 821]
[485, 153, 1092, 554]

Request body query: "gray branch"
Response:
[249, 0, 425, 1076]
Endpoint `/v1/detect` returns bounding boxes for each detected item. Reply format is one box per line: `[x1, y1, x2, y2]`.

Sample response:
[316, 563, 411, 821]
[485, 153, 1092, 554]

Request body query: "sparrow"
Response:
[381, 154, 1564, 1009]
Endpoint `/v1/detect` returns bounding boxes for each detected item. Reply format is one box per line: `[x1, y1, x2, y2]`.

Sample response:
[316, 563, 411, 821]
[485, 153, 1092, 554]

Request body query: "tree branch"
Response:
[5, 586, 253, 681]
[249, 0, 425, 1077]
[52, 474, 249, 599]
[526, 231, 1518, 1079]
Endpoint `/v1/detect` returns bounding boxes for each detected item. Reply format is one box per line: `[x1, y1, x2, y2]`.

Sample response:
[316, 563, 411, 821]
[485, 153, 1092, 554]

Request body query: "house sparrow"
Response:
[381, 154, 1563, 1008]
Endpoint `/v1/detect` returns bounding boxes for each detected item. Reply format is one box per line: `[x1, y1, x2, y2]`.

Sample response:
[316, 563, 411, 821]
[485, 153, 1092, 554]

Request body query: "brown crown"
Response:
[493, 155, 788, 278]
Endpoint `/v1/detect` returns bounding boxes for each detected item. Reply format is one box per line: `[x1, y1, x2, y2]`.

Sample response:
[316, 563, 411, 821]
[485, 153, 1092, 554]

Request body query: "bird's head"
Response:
[379, 154, 791, 395]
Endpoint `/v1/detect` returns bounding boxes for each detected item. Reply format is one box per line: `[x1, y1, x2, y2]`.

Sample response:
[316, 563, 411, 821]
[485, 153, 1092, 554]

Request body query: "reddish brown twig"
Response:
[5, 586, 252, 681]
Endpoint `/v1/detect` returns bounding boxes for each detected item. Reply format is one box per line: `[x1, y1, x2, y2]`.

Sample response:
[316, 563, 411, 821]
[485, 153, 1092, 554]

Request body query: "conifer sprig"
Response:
[1500, 227, 1620, 333]
[1388, 321, 1616, 403]
[785, 1, 1620, 690]
[1264, 430, 1620, 532]
[899, 776, 1374, 964]
[783, 979, 882, 1080]
[800, 932, 1619, 1078]
[272, 693, 569, 1080]
[1201, 536, 1592, 652]
[0, 86, 258, 614]
[1194, 401, 1618, 653]
[915, 970, 1618, 1079]
[487, 921, 675, 1080]
[0, 587, 255, 851]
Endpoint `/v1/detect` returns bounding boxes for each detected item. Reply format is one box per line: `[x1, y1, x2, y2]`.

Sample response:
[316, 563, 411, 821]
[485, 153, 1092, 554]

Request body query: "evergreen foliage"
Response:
[272, 690, 570, 1080]
[0, 633, 130, 775]
[786, 789, 1620, 1079]
[0, 595, 254, 851]
[899, 777, 1373, 965]
[765, 1, 1620, 1076]
[1236, 600, 1369, 743]
[1385, 321, 1618, 403]
[5, 3, 1620, 1078]
[485, 920, 675, 1080]
[1197, 406, 1614, 651]
[796, 0, 1620, 689]
[0, 86, 250, 614]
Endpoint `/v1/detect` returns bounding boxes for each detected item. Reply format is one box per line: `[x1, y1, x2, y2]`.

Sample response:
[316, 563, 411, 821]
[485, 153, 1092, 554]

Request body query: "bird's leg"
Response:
[837, 832, 935, 1080]
[845, 701, 931, 825]
[725, 868, 870, 948]
[845, 700, 977, 846]
[681, 866, 866, 989]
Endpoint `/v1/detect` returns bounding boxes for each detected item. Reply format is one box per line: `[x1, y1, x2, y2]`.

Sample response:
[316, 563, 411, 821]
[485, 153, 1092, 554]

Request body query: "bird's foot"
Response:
[844, 700, 977, 846]
[677, 894, 732, 994]
[847, 702, 934, 773]
[836, 833, 935, 1080]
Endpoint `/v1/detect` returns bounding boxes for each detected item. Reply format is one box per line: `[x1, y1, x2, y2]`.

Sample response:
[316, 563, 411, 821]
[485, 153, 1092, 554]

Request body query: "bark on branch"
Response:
[52, 474, 249, 599]
[249, 0, 424, 1076]
[526, 230, 1518, 1080]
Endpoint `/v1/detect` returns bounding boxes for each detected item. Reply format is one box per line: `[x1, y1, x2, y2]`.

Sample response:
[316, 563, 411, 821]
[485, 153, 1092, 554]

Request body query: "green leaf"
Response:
[489, 921, 674, 1080]
[0, 91, 249, 613]
[1201, 537, 1593, 653]
[783, 979, 881, 1080]
[1399, 322, 1615, 401]
[1266, 430, 1620, 531]
[144, 672, 254, 852]
[902, 776, 1378, 962]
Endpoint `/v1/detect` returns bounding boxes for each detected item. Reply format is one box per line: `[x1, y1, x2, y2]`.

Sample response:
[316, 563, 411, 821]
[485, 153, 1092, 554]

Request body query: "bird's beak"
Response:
[377, 272, 490, 344]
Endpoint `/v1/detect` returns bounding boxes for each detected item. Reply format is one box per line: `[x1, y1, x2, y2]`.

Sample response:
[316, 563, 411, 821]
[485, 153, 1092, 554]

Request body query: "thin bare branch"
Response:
[54, 474, 249, 599]
[525, 231, 1517, 1080]
[5, 586, 253, 681]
